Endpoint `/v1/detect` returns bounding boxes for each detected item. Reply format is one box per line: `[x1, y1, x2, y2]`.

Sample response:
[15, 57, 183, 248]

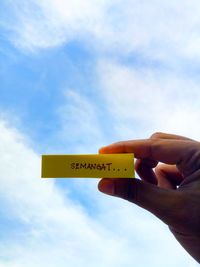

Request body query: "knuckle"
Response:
[113, 140, 124, 146]
[154, 164, 164, 175]
[179, 145, 200, 176]
[150, 132, 164, 139]
[148, 138, 160, 159]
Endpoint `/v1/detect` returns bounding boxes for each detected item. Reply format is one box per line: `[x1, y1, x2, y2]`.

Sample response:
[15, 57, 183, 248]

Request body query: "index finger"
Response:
[99, 139, 199, 168]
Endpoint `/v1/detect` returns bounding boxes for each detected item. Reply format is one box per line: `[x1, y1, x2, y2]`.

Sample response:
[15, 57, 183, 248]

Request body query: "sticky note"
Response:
[41, 153, 134, 178]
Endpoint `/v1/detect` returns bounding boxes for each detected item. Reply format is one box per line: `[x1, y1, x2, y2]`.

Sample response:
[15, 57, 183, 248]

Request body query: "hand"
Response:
[98, 132, 200, 263]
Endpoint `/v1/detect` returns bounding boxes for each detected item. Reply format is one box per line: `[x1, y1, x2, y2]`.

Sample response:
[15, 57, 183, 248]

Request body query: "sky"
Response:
[0, 1, 200, 266]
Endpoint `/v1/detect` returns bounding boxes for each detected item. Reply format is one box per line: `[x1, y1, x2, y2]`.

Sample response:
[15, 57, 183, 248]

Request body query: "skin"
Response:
[98, 132, 200, 263]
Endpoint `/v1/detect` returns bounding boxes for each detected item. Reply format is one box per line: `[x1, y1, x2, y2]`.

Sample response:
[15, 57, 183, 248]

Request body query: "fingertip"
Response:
[98, 178, 115, 195]
[98, 147, 112, 154]
[98, 147, 105, 153]
[97, 178, 104, 191]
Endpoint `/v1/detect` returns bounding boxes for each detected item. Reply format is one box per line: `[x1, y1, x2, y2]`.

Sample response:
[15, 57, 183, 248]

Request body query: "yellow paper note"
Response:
[41, 154, 134, 178]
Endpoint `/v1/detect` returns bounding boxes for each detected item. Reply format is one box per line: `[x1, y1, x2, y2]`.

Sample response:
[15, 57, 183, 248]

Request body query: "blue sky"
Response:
[0, 1, 200, 267]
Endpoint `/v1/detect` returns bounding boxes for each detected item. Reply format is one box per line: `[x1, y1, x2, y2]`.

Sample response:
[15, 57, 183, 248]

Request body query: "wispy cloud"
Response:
[2, 0, 200, 64]
[97, 59, 200, 140]
[0, 0, 108, 52]
[56, 89, 105, 153]
[0, 118, 126, 267]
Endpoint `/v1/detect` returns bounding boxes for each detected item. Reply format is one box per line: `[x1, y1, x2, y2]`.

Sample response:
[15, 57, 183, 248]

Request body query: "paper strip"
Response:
[41, 153, 134, 178]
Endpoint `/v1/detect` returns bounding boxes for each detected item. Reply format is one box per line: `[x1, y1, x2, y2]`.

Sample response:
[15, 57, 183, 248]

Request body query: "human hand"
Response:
[98, 133, 200, 262]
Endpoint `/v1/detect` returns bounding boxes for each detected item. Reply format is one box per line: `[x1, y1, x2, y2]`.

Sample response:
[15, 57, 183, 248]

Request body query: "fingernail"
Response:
[98, 179, 115, 195]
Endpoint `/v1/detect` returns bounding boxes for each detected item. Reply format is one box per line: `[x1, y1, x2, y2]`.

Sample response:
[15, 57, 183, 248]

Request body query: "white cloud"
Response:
[97, 59, 200, 140]
[2, 0, 108, 52]
[56, 89, 105, 153]
[98, 1, 200, 61]
[2, 0, 200, 62]
[0, 118, 125, 267]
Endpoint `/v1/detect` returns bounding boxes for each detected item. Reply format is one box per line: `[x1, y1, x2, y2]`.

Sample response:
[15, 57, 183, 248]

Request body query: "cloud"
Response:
[0, 118, 125, 267]
[1, 0, 108, 52]
[56, 89, 105, 153]
[98, 1, 200, 61]
[2, 0, 200, 63]
[97, 59, 200, 140]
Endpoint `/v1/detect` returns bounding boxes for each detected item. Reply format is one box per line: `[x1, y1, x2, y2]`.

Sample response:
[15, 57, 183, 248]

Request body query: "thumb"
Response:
[98, 178, 183, 226]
